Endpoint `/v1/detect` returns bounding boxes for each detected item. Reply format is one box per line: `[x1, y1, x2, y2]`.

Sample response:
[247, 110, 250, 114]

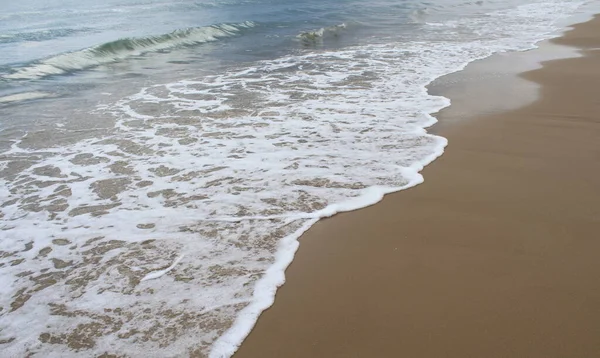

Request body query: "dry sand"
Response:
[233, 14, 600, 358]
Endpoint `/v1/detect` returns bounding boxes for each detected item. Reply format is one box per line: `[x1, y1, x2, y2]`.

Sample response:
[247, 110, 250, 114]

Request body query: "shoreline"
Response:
[233, 13, 600, 358]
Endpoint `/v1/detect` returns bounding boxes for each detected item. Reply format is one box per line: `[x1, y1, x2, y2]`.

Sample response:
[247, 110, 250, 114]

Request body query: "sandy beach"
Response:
[234, 14, 600, 358]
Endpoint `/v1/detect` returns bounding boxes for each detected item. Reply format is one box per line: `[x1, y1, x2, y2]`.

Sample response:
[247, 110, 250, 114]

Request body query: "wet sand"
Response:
[234, 14, 600, 358]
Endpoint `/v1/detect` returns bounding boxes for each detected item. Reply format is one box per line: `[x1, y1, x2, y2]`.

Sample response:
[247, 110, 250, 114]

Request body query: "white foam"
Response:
[0, 1, 586, 357]
[140, 255, 184, 282]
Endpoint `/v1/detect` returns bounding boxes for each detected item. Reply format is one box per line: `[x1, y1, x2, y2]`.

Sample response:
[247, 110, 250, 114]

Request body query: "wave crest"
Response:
[4, 21, 255, 80]
[297, 23, 346, 47]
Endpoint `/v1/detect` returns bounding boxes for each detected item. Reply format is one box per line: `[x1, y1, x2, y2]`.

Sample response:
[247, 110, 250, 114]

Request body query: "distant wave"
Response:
[408, 8, 431, 23]
[0, 28, 92, 44]
[296, 23, 346, 47]
[3, 21, 255, 80]
[0, 91, 53, 103]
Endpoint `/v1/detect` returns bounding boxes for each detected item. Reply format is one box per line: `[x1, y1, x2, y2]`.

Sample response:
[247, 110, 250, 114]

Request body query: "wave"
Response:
[0, 91, 53, 104]
[408, 8, 431, 23]
[0, 28, 92, 44]
[3, 21, 255, 80]
[296, 23, 346, 47]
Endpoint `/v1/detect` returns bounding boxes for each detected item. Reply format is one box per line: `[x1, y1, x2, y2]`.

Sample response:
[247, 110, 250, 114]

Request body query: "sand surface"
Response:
[234, 15, 600, 358]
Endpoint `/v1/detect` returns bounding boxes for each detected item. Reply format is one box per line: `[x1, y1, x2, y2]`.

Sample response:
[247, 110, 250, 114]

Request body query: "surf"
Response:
[3, 21, 255, 80]
[296, 23, 347, 47]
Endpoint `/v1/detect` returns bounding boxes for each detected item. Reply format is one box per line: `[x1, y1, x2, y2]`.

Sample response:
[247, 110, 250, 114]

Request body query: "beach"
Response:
[234, 14, 600, 358]
[0, 1, 595, 356]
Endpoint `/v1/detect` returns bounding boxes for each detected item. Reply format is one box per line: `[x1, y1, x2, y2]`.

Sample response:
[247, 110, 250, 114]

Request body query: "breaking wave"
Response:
[408, 8, 431, 23]
[3, 21, 255, 80]
[297, 23, 347, 47]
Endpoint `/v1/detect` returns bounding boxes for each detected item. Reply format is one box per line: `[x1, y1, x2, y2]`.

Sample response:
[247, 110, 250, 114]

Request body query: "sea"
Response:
[0, 0, 594, 356]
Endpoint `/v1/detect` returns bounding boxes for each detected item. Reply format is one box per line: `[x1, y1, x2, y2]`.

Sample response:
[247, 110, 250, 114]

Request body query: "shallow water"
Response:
[0, 0, 589, 356]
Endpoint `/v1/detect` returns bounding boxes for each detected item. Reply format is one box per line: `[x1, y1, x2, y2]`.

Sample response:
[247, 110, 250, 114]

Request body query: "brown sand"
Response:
[234, 15, 600, 358]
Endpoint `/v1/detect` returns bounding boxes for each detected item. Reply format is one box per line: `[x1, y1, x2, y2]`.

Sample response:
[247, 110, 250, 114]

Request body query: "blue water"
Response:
[0, 0, 590, 357]
[0, 0, 535, 83]
[0, 0, 392, 70]
[0, 0, 428, 108]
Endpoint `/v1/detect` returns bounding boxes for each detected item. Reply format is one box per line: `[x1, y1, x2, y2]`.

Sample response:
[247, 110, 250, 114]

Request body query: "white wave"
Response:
[297, 23, 346, 46]
[3, 21, 255, 80]
[0, 91, 53, 103]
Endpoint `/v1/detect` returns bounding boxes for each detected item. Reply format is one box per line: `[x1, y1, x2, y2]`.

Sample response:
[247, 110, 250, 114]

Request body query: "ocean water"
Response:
[0, 0, 590, 356]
